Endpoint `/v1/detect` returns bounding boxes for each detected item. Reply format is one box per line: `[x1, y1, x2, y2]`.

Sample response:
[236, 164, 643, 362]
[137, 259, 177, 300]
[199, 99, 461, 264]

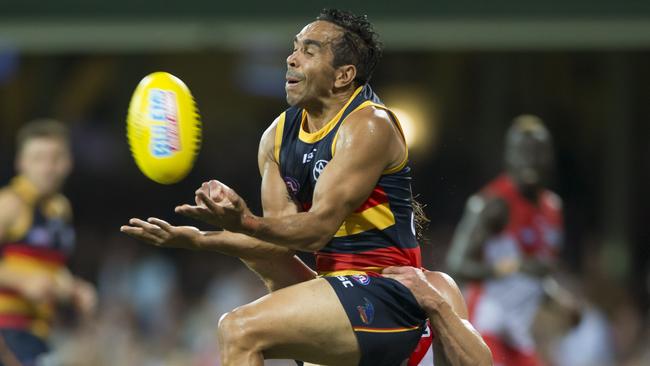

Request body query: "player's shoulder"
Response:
[0, 187, 25, 226]
[262, 113, 285, 139]
[346, 104, 393, 127]
[259, 113, 288, 158]
[424, 271, 460, 294]
[542, 189, 563, 211]
[0, 186, 24, 211]
[339, 105, 398, 141]
[465, 193, 508, 217]
[424, 270, 469, 318]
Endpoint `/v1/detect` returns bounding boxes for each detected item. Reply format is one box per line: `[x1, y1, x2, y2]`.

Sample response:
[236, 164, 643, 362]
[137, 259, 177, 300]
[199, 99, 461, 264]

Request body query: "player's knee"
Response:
[218, 307, 263, 351]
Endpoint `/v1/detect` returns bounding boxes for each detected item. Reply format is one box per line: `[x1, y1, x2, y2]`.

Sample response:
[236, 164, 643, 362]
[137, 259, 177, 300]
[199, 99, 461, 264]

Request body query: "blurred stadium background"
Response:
[0, 1, 649, 365]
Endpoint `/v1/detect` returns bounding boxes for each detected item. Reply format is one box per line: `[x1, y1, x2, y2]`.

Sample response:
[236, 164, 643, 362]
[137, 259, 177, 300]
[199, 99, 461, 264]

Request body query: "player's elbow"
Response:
[300, 210, 341, 252]
[302, 232, 331, 252]
[475, 336, 494, 366]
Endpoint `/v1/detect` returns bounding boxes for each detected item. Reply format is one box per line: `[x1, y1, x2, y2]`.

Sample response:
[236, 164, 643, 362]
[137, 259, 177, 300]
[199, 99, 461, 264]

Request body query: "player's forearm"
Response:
[196, 232, 317, 290]
[241, 255, 316, 292]
[242, 211, 334, 252]
[425, 299, 492, 366]
[198, 231, 294, 260]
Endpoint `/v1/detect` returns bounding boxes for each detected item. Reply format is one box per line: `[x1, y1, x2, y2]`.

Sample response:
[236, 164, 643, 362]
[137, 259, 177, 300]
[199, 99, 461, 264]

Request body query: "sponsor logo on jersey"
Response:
[357, 297, 375, 325]
[350, 274, 371, 286]
[313, 159, 328, 181]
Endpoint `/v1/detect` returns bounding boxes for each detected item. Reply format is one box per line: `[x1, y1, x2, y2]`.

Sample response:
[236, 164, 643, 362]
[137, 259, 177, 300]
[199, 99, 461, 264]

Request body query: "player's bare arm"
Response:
[176, 106, 406, 252]
[445, 194, 510, 280]
[0, 190, 55, 301]
[383, 267, 493, 366]
[446, 191, 559, 280]
[0, 189, 21, 242]
[0, 190, 35, 297]
[122, 117, 316, 290]
[240, 117, 318, 289]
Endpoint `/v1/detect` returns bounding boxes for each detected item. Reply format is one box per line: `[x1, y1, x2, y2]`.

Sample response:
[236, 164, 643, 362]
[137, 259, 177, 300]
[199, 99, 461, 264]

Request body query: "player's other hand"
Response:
[382, 266, 446, 311]
[120, 218, 202, 250]
[72, 278, 97, 319]
[175, 180, 254, 233]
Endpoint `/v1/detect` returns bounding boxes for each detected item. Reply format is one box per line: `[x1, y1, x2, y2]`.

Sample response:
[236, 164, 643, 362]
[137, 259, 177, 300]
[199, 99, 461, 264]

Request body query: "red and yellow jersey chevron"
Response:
[276, 85, 421, 273]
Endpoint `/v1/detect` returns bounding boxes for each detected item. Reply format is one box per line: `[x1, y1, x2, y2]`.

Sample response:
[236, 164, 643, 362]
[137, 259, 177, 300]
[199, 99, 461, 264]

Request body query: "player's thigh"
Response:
[225, 277, 359, 365]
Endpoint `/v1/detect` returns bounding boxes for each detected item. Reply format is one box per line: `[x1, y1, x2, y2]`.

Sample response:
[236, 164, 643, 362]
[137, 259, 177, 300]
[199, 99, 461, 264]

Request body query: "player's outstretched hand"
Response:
[382, 266, 446, 310]
[175, 180, 253, 232]
[120, 217, 202, 250]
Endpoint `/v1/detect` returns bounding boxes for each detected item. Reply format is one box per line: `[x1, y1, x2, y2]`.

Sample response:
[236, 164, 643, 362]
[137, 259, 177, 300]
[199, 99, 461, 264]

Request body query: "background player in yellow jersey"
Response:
[0, 120, 96, 365]
[123, 9, 491, 366]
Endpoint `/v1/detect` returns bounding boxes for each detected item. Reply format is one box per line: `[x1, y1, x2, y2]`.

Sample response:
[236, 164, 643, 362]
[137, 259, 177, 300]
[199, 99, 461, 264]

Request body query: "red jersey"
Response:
[483, 174, 563, 259]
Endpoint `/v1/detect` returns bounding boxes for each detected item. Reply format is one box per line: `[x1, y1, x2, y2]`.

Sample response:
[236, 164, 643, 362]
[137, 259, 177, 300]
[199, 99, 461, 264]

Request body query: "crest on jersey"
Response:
[313, 159, 328, 181]
[283, 177, 300, 197]
[351, 274, 371, 286]
[357, 297, 375, 325]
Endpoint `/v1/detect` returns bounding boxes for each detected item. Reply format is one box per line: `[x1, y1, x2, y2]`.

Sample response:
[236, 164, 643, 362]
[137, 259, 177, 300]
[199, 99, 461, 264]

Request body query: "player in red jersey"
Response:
[446, 115, 561, 366]
[122, 9, 491, 366]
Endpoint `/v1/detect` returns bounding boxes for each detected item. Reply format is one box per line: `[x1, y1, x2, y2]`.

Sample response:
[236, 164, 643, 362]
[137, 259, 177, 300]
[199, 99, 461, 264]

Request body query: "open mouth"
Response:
[285, 72, 303, 87]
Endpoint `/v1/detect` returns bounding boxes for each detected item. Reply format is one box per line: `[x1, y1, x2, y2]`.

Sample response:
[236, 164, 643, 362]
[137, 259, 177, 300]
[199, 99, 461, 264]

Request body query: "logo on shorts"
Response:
[421, 323, 431, 338]
[313, 159, 328, 181]
[351, 274, 371, 286]
[283, 177, 300, 196]
[357, 297, 375, 325]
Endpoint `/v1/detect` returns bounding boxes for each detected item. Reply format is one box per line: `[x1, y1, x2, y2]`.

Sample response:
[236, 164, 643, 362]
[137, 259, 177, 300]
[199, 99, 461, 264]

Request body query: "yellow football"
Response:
[126, 72, 201, 184]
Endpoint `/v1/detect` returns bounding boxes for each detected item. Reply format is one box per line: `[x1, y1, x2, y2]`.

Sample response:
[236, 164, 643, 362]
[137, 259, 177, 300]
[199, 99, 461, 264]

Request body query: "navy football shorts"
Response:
[320, 273, 427, 366]
[0, 329, 49, 366]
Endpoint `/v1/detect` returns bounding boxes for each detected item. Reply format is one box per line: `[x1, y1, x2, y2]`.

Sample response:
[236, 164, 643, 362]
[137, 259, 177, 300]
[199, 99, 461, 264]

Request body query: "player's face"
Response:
[16, 137, 72, 196]
[285, 21, 340, 106]
[506, 132, 553, 190]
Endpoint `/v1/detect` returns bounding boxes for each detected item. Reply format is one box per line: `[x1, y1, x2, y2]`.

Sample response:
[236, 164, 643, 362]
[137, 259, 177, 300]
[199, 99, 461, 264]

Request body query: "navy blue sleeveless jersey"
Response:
[274, 85, 421, 273]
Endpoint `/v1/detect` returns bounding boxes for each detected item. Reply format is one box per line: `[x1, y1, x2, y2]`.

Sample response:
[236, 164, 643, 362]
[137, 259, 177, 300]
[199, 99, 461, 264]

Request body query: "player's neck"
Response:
[517, 183, 541, 203]
[303, 87, 356, 131]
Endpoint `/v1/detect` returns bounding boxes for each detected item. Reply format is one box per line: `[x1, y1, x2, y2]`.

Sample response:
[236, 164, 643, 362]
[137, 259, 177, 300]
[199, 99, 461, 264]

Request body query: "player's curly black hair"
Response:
[316, 9, 383, 86]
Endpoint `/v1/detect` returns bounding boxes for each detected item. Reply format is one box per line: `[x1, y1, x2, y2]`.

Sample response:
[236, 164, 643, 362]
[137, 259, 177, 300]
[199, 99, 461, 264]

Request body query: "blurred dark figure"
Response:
[0, 120, 96, 365]
[446, 115, 562, 366]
